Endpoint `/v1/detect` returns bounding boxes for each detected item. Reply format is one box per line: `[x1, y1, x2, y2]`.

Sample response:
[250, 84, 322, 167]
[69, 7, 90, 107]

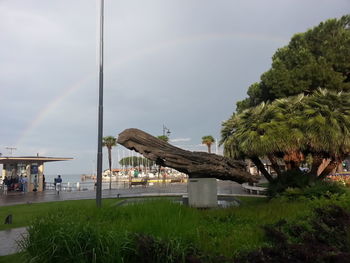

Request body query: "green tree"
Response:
[119, 156, 154, 169]
[102, 136, 117, 190]
[221, 90, 350, 182]
[237, 15, 350, 112]
[157, 135, 169, 142]
[202, 135, 215, 153]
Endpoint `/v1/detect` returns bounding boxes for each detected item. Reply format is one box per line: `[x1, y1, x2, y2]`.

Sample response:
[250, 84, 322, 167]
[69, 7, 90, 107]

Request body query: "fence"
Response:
[44, 178, 187, 192]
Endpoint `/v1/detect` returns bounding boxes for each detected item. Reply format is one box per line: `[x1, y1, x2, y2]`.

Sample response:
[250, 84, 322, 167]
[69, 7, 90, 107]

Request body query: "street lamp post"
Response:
[96, 0, 104, 208]
[163, 125, 171, 137]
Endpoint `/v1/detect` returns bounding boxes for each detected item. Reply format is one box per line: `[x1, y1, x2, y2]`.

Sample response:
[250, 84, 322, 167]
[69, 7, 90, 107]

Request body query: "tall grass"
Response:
[21, 200, 201, 263]
[18, 194, 350, 263]
[0, 253, 25, 263]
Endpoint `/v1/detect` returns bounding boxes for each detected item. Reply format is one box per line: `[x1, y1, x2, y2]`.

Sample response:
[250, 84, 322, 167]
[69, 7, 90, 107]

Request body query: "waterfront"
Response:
[45, 174, 82, 183]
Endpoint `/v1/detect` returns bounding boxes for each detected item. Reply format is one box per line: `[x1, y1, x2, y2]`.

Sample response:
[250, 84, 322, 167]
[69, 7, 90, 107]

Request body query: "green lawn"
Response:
[1, 195, 349, 262]
[0, 253, 24, 263]
[0, 198, 119, 231]
[257, 182, 269, 188]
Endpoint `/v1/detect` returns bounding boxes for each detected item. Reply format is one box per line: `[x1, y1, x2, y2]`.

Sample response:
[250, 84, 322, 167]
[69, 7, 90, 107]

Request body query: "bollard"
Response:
[5, 214, 12, 224]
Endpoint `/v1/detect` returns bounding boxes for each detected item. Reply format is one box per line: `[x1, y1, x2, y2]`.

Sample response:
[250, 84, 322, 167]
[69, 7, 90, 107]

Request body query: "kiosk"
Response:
[0, 156, 72, 192]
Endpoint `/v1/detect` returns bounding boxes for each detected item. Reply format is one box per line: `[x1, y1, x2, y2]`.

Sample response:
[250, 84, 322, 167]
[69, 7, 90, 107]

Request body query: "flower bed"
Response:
[327, 175, 350, 187]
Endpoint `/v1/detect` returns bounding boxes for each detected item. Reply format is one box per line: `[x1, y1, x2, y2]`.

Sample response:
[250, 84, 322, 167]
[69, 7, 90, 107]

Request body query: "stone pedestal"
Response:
[187, 178, 218, 208]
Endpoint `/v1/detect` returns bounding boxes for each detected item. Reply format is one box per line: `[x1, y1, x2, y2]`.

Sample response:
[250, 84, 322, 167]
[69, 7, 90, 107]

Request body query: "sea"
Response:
[45, 174, 86, 183]
[44, 173, 130, 190]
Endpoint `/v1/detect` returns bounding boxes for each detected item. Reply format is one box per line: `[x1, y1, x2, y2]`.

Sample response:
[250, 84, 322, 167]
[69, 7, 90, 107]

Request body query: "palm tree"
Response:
[103, 136, 117, 190]
[300, 90, 350, 178]
[202, 136, 215, 153]
[221, 89, 350, 182]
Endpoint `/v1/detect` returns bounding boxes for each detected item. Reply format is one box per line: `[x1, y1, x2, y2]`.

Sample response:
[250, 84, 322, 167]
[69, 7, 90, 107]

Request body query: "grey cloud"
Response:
[0, 0, 348, 174]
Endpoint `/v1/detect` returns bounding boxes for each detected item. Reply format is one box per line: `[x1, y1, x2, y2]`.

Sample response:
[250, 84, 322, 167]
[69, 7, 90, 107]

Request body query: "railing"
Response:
[241, 183, 267, 195]
[44, 178, 187, 192]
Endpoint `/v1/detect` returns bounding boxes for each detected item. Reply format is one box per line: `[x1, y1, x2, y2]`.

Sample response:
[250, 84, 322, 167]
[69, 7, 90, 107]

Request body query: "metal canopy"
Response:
[0, 156, 73, 164]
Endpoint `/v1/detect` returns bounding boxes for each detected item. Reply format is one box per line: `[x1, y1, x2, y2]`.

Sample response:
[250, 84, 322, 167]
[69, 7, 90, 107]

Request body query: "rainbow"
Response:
[15, 32, 287, 147]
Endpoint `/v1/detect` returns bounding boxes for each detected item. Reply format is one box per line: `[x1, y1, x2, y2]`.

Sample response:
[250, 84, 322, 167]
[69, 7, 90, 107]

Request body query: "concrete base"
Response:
[187, 178, 217, 208]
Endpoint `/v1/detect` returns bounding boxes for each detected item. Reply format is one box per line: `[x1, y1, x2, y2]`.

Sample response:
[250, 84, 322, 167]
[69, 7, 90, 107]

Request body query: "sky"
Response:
[0, 0, 349, 175]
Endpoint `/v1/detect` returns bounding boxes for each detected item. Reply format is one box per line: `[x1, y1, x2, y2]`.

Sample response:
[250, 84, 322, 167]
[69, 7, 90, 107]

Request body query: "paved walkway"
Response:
[0, 227, 27, 256]
[0, 181, 248, 207]
[0, 181, 261, 256]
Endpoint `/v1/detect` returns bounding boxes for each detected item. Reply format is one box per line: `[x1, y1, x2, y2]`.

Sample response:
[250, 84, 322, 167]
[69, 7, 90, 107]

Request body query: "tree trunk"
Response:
[309, 154, 324, 177]
[267, 154, 282, 177]
[207, 144, 211, 153]
[318, 159, 339, 180]
[108, 147, 112, 190]
[336, 162, 344, 173]
[316, 158, 331, 176]
[117, 128, 258, 183]
[250, 156, 274, 183]
[283, 151, 303, 172]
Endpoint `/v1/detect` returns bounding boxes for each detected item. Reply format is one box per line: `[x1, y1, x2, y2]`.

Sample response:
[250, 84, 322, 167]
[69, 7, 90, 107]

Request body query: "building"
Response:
[0, 156, 72, 192]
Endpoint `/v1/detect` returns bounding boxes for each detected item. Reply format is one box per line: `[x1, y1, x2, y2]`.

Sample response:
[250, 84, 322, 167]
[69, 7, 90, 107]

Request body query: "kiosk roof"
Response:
[0, 156, 73, 164]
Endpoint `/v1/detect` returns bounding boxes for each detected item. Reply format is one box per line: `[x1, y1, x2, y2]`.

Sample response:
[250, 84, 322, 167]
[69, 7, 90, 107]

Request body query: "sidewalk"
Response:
[0, 181, 247, 207]
[0, 227, 26, 256]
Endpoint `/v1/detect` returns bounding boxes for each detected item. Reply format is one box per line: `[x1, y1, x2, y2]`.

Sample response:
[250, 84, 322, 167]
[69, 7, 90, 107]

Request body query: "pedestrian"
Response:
[3, 176, 8, 187]
[19, 175, 23, 191]
[43, 174, 46, 191]
[2, 176, 8, 195]
[33, 175, 38, 192]
[22, 176, 28, 193]
[55, 175, 62, 193]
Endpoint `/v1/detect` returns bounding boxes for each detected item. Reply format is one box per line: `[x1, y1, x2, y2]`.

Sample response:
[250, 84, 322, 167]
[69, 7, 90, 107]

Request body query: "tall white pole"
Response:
[96, 0, 104, 208]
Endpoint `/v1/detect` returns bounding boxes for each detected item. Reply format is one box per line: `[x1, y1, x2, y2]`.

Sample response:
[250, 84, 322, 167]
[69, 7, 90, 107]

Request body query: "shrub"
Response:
[268, 170, 346, 199]
[235, 205, 350, 263]
[267, 170, 312, 197]
[327, 175, 350, 187]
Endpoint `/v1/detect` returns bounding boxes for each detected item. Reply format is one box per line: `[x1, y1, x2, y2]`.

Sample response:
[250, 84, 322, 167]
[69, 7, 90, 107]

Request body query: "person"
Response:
[3, 176, 8, 187]
[55, 175, 62, 193]
[22, 176, 28, 193]
[2, 176, 8, 194]
[19, 175, 23, 191]
[33, 175, 38, 192]
[133, 169, 139, 178]
[43, 174, 46, 191]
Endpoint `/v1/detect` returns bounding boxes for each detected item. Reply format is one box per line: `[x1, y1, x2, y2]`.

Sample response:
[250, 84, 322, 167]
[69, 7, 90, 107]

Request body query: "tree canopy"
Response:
[202, 135, 215, 153]
[157, 135, 169, 143]
[236, 15, 350, 113]
[102, 136, 117, 149]
[119, 156, 155, 168]
[222, 89, 350, 181]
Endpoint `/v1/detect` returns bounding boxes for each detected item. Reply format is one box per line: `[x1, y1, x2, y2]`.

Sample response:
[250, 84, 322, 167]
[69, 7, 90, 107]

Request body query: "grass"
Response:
[2, 195, 350, 262]
[0, 198, 119, 231]
[0, 253, 24, 263]
[257, 182, 269, 188]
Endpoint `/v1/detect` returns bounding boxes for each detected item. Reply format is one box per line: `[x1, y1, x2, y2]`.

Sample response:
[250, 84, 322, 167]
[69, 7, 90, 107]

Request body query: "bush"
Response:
[235, 205, 350, 263]
[267, 170, 346, 199]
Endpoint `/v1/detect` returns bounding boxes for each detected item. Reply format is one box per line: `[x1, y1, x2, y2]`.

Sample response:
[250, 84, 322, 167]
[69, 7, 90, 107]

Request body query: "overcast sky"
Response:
[0, 0, 348, 175]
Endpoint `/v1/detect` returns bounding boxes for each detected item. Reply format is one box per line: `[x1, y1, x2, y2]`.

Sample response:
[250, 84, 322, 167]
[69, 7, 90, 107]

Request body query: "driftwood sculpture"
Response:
[117, 128, 257, 183]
